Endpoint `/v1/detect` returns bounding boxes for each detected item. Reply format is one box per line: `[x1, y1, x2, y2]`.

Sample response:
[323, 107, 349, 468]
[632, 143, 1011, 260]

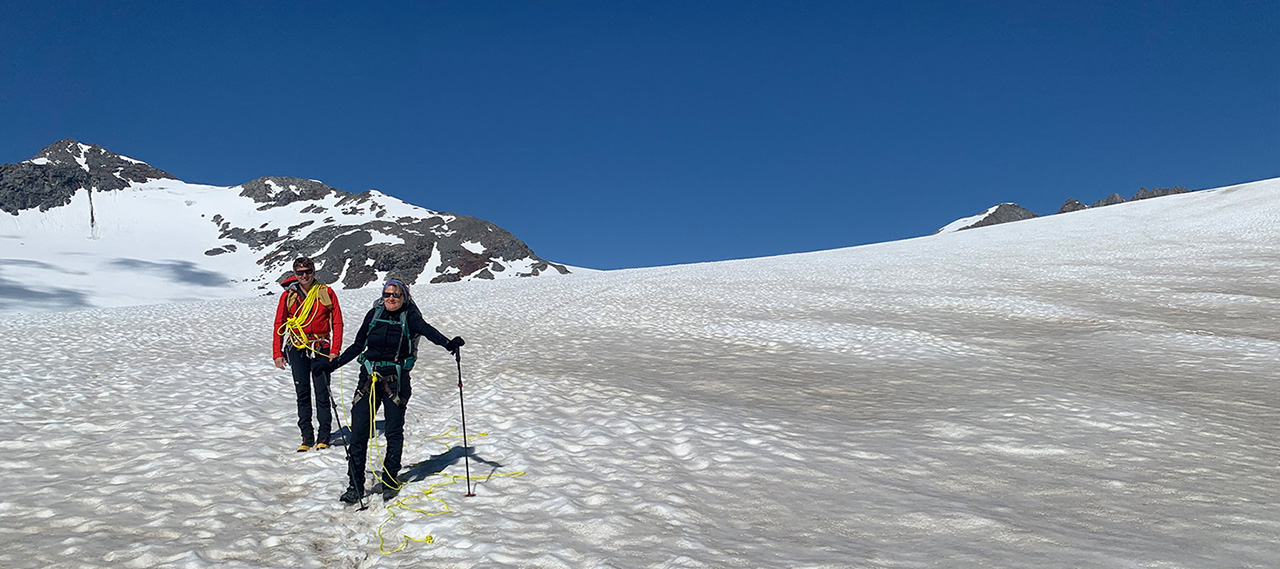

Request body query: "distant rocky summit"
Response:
[1092, 193, 1128, 208]
[935, 203, 1038, 233]
[218, 176, 565, 287]
[939, 185, 1197, 234]
[0, 139, 175, 214]
[973, 203, 1038, 228]
[0, 139, 568, 291]
[1133, 186, 1189, 200]
[1057, 199, 1088, 214]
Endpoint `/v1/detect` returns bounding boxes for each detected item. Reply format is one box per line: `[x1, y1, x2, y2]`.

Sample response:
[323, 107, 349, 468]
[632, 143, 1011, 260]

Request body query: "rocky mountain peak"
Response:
[29, 138, 175, 181]
[1133, 186, 1189, 200]
[31, 138, 88, 165]
[1092, 193, 1128, 208]
[4, 139, 570, 291]
[935, 203, 1039, 234]
[0, 139, 175, 214]
[1057, 199, 1088, 214]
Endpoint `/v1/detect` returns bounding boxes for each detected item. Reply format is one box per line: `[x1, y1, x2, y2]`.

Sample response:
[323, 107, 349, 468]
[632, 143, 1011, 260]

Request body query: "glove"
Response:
[445, 336, 465, 354]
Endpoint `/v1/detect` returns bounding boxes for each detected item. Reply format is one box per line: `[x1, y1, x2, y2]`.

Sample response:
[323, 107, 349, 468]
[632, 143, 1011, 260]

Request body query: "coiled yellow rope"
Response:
[275, 284, 326, 356]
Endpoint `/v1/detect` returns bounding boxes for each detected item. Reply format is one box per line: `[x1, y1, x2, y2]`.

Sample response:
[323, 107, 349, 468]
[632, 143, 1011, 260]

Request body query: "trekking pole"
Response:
[455, 348, 475, 497]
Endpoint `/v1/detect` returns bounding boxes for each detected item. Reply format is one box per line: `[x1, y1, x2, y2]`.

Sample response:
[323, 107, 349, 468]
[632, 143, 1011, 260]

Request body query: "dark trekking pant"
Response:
[346, 367, 412, 492]
[286, 346, 333, 445]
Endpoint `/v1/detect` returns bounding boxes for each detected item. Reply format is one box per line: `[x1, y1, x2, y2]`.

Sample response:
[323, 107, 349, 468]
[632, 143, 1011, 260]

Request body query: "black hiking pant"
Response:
[286, 346, 333, 446]
[346, 367, 412, 492]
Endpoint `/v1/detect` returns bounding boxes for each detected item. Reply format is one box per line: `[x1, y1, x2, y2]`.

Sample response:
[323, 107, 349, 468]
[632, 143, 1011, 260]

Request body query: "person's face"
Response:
[294, 265, 316, 288]
[383, 286, 404, 309]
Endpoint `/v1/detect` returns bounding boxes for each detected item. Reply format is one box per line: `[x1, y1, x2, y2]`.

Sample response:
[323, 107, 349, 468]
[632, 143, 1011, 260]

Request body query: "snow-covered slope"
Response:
[0, 140, 567, 314]
[1, 177, 1277, 568]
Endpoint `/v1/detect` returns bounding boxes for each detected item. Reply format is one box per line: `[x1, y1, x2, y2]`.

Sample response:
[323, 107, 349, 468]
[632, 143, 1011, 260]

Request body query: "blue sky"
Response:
[2, 1, 1276, 270]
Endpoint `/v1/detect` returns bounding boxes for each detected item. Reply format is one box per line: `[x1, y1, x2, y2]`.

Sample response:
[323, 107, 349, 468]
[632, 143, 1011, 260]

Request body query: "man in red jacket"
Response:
[272, 256, 344, 452]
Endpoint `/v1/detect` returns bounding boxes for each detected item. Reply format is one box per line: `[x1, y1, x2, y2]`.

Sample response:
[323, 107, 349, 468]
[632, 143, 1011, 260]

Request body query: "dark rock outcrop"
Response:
[1132, 186, 1189, 201]
[219, 173, 570, 287]
[238, 177, 342, 209]
[247, 213, 568, 288]
[0, 139, 174, 214]
[1057, 199, 1088, 214]
[1092, 193, 1128, 208]
[960, 203, 1038, 231]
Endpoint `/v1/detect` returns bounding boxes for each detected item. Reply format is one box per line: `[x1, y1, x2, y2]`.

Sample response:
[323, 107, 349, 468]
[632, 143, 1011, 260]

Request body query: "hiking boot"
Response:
[382, 482, 401, 501]
[314, 440, 329, 450]
[297, 443, 311, 452]
[373, 476, 402, 501]
[339, 487, 363, 504]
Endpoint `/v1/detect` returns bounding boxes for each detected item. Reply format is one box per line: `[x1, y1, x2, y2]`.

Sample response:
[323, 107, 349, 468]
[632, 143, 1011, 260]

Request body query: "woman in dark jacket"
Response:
[325, 278, 463, 504]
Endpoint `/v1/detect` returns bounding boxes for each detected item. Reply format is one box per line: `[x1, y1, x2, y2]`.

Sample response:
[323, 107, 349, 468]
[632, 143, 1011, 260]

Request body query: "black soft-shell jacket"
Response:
[332, 300, 450, 370]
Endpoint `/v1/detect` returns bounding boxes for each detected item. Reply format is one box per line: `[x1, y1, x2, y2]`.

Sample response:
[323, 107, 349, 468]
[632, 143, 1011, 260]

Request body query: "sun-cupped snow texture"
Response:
[0, 178, 1277, 568]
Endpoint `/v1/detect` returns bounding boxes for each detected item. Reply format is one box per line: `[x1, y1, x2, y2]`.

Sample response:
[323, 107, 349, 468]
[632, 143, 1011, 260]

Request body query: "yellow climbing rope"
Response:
[367, 372, 399, 490]
[374, 429, 526, 554]
[352, 375, 525, 554]
[275, 283, 327, 356]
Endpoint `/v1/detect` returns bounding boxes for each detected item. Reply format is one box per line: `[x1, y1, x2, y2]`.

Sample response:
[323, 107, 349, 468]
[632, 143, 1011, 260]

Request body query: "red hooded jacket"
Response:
[272, 278, 344, 359]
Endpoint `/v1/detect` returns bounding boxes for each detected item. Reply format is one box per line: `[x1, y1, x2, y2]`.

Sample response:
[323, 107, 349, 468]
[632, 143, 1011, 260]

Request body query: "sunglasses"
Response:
[382, 291, 404, 299]
[294, 269, 315, 276]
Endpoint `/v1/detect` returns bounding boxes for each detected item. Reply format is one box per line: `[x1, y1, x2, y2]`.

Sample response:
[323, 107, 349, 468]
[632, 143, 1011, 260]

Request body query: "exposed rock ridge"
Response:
[943, 185, 1197, 234]
[960, 203, 1038, 231]
[0, 139, 174, 214]
[238, 176, 345, 209]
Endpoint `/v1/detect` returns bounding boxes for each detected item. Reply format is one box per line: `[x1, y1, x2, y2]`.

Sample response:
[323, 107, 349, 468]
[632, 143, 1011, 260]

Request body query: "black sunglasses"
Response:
[382, 291, 404, 299]
[294, 269, 315, 276]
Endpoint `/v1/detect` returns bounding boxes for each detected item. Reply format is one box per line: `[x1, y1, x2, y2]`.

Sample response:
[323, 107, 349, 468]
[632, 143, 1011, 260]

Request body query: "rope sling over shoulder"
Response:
[277, 283, 333, 356]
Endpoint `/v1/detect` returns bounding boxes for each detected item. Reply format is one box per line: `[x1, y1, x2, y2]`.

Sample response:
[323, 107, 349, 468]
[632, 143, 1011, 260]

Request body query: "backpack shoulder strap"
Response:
[315, 284, 332, 308]
[366, 306, 384, 339]
[398, 309, 419, 369]
[285, 290, 302, 314]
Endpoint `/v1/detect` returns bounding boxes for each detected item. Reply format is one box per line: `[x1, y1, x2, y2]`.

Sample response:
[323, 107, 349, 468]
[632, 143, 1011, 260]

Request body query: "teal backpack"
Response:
[356, 298, 421, 378]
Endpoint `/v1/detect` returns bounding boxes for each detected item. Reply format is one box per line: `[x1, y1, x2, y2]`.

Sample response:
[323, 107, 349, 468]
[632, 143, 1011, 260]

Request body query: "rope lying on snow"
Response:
[374, 429, 526, 554]
[334, 369, 524, 554]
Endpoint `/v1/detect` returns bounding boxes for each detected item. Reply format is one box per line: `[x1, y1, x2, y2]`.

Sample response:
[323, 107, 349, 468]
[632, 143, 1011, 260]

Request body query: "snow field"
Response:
[0, 178, 1278, 567]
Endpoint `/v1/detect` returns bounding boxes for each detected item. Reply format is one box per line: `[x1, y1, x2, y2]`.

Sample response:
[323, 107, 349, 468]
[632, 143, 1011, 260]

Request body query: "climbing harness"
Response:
[357, 359, 405, 406]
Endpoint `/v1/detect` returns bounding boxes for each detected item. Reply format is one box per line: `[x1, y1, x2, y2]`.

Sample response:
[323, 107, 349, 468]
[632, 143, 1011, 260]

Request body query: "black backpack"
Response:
[360, 297, 421, 372]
